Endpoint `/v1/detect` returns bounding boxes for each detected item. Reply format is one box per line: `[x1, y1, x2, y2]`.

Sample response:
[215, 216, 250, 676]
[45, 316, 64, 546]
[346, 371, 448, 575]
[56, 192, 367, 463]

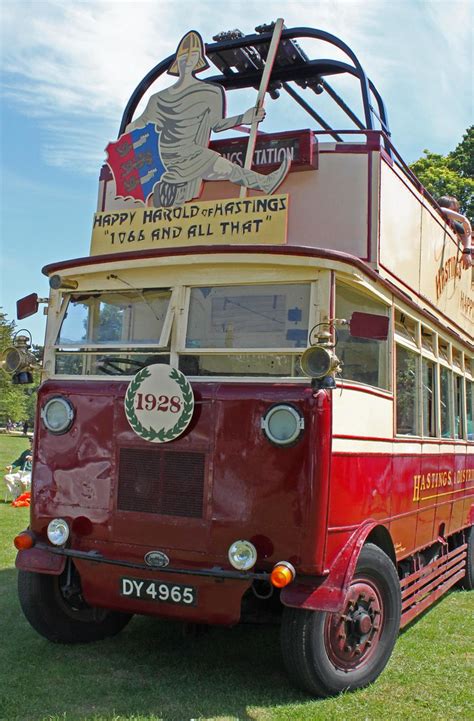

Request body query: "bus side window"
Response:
[454, 374, 464, 439]
[422, 358, 437, 437]
[467, 380, 473, 441]
[396, 345, 420, 436]
[440, 366, 454, 438]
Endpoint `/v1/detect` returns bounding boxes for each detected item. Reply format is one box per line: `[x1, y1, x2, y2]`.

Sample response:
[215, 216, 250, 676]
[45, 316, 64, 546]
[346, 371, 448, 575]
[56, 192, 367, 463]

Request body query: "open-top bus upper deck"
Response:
[40, 23, 472, 355]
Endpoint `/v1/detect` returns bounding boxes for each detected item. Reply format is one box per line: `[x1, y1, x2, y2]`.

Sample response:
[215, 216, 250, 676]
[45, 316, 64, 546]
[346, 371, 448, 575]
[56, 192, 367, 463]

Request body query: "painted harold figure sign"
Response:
[107, 30, 290, 208]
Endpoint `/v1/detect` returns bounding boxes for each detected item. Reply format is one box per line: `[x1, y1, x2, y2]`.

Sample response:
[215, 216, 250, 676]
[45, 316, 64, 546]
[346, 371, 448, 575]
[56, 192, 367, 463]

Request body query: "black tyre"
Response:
[459, 525, 474, 590]
[18, 564, 132, 644]
[281, 543, 401, 696]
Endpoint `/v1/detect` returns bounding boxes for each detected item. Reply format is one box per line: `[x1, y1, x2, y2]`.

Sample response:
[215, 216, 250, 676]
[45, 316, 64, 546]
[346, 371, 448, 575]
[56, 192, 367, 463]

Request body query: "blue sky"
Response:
[0, 0, 472, 345]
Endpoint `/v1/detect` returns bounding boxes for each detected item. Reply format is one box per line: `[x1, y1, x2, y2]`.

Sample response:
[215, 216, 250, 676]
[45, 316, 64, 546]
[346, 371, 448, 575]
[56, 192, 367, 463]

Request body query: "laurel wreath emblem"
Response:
[125, 367, 194, 442]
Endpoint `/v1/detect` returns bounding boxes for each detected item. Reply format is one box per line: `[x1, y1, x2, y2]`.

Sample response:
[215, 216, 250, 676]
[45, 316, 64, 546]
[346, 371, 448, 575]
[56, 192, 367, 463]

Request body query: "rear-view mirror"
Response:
[17, 293, 39, 320]
[349, 312, 389, 341]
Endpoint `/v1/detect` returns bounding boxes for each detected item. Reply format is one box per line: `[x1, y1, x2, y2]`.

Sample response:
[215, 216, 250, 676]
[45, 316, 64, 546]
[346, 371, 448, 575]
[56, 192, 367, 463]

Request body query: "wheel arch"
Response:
[281, 521, 397, 613]
[365, 524, 396, 567]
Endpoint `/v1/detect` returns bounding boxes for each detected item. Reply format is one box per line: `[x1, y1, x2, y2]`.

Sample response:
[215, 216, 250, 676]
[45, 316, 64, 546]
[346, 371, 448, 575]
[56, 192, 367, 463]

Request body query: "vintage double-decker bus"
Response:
[7, 23, 473, 697]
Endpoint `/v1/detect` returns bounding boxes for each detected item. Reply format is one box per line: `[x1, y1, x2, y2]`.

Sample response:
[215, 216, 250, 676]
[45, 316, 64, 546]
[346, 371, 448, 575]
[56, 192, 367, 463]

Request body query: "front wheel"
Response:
[18, 564, 132, 644]
[281, 543, 401, 696]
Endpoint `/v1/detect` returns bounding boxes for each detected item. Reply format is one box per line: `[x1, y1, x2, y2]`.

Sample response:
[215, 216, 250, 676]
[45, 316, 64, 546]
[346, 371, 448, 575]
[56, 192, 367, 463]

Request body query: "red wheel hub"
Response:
[324, 579, 384, 670]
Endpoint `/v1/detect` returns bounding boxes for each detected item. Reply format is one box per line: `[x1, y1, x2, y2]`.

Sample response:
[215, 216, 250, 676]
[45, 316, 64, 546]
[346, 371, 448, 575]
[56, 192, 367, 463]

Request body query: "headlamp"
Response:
[41, 396, 75, 434]
[261, 404, 304, 446]
[47, 518, 70, 546]
[228, 540, 258, 571]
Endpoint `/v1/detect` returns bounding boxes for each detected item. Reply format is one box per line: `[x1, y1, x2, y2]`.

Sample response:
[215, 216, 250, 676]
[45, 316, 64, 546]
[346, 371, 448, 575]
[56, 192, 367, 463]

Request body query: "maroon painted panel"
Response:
[75, 558, 250, 625]
[16, 547, 65, 575]
[209, 129, 318, 172]
[29, 377, 474, 620]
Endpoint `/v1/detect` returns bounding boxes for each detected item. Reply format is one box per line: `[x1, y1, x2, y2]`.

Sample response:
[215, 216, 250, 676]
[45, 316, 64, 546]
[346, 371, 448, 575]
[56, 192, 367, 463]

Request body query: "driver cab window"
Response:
[57, 290, 172, 346]
[335, 283, 390, 389]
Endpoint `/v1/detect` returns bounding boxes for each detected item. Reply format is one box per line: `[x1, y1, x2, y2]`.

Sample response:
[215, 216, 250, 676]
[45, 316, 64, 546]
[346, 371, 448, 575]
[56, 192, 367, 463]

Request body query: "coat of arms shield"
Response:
[106, 123, 165, 203]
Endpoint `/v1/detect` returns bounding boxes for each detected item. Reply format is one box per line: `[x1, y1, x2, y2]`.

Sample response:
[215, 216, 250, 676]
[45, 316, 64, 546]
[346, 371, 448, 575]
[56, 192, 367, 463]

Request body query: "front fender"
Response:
[16, 547, 66, 575]
[281, 521, 388, 613]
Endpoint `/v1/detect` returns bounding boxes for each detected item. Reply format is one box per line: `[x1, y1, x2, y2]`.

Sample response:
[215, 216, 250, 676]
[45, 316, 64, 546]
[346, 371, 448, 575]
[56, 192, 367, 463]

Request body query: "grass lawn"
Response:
[0, 435, 473, 721]
[0, 434, 30, 473]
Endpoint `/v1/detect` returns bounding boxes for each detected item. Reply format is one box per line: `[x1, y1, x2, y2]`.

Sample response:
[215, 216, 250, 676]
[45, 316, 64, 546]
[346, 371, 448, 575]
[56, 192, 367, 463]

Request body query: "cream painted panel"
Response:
[379, 162, 422, 290]
[66, 262, 325, 293]
[332, 388, 393, 438]
[332, 438, 393, 454]
[186, 154, 369, 258]
[419, 204, 474, 336]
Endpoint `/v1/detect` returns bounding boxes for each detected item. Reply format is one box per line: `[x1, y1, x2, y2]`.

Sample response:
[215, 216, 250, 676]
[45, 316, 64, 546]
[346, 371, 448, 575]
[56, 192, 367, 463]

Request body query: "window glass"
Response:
[396, 345, 419, 435]
[336, 284, 390, 389]
[452, 349, 463, 371]
[454, 375, 464, 439]
[421, 327, 435, 353]
[179, 353, 304, 377]
[55, 350, 170, 376]
[440, 366, 453, 438]
[467, 381, 473, 440]
[439, 341, 449, 363]
[185, 284, 310, 349]
[57, 290, 172, 346]
[422, 358, 436, 437]
[395, 311, 418, 344]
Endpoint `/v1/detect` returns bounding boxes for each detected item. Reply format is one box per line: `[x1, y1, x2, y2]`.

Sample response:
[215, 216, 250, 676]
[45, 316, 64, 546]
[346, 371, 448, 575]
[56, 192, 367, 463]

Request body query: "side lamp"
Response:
[300, 325, 342, 390]
[1, 329, 39, 384]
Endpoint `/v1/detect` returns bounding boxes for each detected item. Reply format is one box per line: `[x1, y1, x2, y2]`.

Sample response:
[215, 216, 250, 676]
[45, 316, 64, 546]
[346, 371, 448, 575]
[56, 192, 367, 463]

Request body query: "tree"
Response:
[410, 126, 474, 220]
[449, 126, 474, 179]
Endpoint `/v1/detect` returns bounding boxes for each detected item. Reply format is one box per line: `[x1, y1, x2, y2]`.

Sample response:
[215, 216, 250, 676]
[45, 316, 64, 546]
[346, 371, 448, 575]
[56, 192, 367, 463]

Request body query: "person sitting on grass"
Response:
[4, 437, 33, 500]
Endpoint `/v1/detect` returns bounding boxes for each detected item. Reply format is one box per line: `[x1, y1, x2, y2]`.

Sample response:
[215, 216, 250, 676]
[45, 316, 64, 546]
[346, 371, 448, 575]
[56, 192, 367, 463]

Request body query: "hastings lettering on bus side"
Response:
[412, 467, 474, 501]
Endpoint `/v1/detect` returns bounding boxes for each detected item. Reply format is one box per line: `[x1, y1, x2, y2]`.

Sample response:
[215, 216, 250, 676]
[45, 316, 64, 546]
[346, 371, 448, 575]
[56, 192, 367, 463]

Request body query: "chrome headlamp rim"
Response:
[47, 518, 70, 546]
[261, 403, 304, 446]
[228, 539, 258, 571]
[41, 396, 75, 435]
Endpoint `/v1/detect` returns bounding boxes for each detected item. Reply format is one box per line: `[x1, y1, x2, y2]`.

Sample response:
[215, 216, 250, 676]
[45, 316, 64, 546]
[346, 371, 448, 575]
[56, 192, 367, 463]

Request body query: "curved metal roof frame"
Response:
[118, 25, 390, 141]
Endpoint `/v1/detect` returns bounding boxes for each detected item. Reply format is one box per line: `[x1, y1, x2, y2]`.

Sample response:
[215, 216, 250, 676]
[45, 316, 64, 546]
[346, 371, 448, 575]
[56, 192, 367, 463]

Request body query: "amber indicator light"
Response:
[270, 561, 296, 588]
[14, 532, 35, 551]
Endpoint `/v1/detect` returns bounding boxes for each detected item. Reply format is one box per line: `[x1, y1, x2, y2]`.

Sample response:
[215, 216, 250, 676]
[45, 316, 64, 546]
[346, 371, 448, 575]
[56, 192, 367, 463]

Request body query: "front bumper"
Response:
[17, 542, 271, 581]
[16, 542, 269, 625]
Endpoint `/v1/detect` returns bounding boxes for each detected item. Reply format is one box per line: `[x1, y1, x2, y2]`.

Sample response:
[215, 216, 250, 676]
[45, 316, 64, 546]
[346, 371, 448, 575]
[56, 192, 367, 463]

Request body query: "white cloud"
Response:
[1, 0, 472, 169]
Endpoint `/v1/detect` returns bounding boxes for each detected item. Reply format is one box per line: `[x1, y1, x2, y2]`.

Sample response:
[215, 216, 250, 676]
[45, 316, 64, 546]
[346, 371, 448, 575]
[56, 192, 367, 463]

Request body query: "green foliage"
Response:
[449, 126, 474, 178]
[410, 126, 474, 220]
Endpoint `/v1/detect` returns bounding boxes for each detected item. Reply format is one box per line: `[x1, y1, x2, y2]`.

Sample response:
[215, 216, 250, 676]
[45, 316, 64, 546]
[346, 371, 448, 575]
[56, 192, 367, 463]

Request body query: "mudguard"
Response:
[16, 547, 66, 575]
[281, 521, 389, 613]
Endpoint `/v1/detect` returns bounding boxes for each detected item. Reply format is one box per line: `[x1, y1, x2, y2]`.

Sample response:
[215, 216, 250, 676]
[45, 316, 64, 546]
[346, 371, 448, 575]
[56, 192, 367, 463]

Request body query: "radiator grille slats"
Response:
[118, 448, 205, 518]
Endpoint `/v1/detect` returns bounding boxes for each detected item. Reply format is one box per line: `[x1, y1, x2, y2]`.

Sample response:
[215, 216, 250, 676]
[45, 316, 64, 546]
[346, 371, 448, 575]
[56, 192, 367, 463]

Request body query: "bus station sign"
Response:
[210, 129, 318, 172]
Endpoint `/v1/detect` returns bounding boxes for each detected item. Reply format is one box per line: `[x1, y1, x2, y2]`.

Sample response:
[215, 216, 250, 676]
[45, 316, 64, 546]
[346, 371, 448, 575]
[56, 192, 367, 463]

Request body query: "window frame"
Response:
[54, 288, 178, 351]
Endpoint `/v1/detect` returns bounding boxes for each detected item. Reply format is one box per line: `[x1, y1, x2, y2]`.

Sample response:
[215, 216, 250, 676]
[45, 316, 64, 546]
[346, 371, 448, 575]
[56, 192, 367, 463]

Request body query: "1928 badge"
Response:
[124, 364, 194, 442]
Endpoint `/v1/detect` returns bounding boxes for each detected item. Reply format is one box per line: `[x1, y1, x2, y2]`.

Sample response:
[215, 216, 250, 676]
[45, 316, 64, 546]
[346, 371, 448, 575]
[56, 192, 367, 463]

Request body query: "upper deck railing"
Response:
[117, 23, 456, 227]
[119, 25, 390, 144]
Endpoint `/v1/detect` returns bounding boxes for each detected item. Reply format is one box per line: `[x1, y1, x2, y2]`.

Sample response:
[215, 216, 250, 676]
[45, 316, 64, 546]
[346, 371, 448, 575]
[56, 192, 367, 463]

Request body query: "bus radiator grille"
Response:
[117, 448, 205, 518]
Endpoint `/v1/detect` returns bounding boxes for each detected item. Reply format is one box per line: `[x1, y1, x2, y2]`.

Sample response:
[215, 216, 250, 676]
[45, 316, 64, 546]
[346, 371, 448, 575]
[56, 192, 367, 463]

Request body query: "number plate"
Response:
[120, 577, 197, 606]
